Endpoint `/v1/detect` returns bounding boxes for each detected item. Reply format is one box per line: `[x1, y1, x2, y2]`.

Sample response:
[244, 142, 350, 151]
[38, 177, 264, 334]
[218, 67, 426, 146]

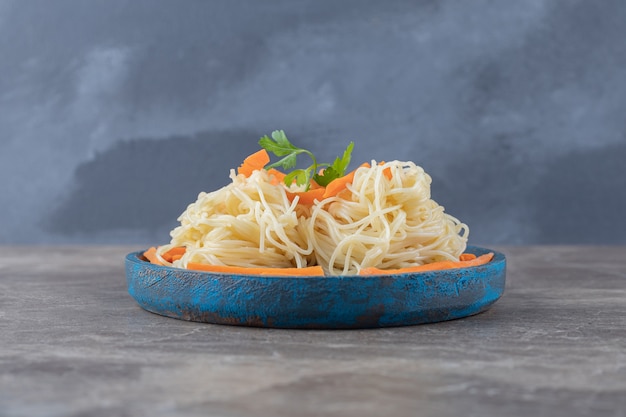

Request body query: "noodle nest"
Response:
[156, 161, 468, 275]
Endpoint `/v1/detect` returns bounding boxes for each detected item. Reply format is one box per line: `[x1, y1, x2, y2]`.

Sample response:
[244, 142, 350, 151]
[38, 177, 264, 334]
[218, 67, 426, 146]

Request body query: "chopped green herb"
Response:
[313, 142, 354, 187]
[259, 130, 354, 191]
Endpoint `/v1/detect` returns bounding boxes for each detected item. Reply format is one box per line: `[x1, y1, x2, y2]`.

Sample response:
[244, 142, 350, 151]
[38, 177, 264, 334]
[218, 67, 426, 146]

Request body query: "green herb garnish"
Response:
[259, 130, 354, 191]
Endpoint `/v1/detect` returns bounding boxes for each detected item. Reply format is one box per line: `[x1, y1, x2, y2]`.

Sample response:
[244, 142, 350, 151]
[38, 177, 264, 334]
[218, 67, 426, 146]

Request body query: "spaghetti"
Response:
[155, 160, 468, 276]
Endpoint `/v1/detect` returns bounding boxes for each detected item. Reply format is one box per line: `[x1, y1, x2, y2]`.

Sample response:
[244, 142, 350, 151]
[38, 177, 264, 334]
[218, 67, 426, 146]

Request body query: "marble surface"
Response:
[1, 246, 625, 417]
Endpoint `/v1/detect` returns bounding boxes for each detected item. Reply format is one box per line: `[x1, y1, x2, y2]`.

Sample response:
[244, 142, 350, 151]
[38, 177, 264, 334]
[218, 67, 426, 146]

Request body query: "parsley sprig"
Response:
[259, 130, 354, 191]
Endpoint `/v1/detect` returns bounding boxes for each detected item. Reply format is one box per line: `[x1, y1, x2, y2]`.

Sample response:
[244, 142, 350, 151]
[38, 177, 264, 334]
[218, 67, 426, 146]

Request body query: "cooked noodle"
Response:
[156, 161, 468, 275]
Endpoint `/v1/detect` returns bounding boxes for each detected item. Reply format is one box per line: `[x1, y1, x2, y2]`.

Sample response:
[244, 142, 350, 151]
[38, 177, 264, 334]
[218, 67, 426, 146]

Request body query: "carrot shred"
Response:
[237, 149, 270, 177]
[143, 247, 163, 266]
[286, 187, 326, 206]
[267, 168, 286, 185]
[358, 252, 494, 276]
[161, 246, 187, 263]
[459, 253, 477, 261]
[377, 161, 393, 180]
[186, 263, 325, 276]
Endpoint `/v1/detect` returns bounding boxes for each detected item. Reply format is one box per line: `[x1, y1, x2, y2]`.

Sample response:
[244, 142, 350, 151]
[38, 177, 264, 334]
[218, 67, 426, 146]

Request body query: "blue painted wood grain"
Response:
[125, 246, 506, 329]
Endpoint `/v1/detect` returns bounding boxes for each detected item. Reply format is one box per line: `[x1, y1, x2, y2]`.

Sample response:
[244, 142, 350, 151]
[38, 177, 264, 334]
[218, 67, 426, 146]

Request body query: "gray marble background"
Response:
[1, 0, 625, 245]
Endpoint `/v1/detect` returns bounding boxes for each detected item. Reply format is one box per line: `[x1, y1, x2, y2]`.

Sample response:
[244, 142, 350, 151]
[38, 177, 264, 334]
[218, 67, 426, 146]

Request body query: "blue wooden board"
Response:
[125, 246, 506, 329]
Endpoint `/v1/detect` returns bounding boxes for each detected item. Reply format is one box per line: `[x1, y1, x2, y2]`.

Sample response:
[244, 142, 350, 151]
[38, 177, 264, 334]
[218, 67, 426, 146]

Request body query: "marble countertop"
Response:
[1, 246, 625, 417]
